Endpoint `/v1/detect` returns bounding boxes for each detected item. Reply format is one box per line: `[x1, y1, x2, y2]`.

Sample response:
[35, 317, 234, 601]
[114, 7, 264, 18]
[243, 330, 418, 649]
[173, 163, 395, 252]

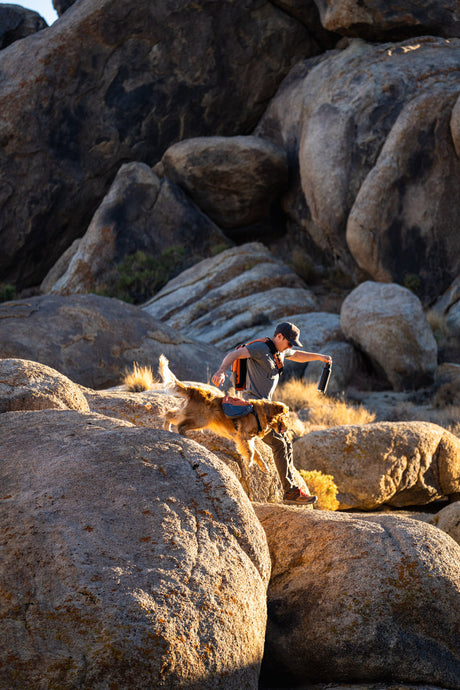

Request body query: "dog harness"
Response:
[221, 396, 262, 432]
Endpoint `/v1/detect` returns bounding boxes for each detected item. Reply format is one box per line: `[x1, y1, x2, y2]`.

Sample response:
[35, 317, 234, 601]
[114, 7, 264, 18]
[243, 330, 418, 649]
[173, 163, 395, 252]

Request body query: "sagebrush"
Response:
[300, 469, 339, 511]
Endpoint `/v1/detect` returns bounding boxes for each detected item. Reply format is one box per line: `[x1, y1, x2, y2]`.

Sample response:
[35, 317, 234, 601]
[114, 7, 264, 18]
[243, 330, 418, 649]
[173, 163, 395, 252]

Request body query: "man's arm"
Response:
[211, 347, 250, 387]
[286, 350, 332, 364]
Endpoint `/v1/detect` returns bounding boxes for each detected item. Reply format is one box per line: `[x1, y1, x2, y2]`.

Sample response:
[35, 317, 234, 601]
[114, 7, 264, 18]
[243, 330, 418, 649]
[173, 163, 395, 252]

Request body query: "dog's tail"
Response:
[158, 354, 188, 396]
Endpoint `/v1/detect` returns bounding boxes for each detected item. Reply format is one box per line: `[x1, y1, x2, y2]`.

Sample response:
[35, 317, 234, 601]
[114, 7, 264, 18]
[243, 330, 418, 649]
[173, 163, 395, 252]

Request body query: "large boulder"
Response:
[255, 504, 460, 688]
[0, 0, 315, 289]
[83, 387, 178, 428]
[0, 358, 89, 413]
[143, 242, 318, 349]
[256, 36, 460, 299]
[340, 281, 438, 391]
[160, 135, 289, 229]
[312, 0, 460, 39]
[0, 409, 271, 688]
[0, 293, 223, 388]
[293, 421, 460, 509]
[43, 161, 229, 300]
[0, 3, 47, 49]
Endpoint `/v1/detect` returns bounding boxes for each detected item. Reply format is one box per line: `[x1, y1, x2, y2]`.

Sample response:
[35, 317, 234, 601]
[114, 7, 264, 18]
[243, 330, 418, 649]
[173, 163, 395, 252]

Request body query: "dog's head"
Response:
[268, 401, 290, 434]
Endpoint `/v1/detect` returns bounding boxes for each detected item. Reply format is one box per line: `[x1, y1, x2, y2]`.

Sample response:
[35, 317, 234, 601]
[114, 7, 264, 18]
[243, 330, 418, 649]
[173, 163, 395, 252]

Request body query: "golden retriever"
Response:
[158, 354, 290, 473]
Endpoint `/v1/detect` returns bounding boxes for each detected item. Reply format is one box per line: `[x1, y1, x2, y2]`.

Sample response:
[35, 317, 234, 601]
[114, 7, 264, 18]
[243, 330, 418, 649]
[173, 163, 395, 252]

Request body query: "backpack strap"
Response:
[231, 337, 283, 391]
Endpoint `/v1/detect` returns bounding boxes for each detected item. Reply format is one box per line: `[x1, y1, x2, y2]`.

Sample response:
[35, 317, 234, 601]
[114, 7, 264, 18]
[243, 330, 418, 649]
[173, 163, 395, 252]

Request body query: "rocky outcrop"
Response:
[428, 501, 460, 545]
[293, 421, 460, 509]
[0, 358, 89, 413]
[43, 162, 229, 300]
[340, 281, 438, 391]
[255, 504, 460, 688]
[52, 0, 75, 17]
[0, 0, 315, 289]
[256, 36, 460, 300]
[0, 294, 222, 388]
[0, 409, 270, 688]
[143, 242, 318, 350]
[311, 0, 460, 39]
[160, 135, 289, 229]
[0, 3, 47, 49]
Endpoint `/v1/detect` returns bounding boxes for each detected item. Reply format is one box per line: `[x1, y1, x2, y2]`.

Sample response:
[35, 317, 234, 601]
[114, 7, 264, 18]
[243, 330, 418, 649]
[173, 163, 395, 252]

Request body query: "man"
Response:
[212, 321, 332, 505]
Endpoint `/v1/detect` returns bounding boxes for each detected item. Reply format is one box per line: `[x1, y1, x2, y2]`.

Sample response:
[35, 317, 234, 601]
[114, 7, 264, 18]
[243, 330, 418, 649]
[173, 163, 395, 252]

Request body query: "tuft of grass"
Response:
[299, 469, 339, 511]
[123, 363, 156, 392]
[276, 378, 375, 429]
[425, 308, 449, 342]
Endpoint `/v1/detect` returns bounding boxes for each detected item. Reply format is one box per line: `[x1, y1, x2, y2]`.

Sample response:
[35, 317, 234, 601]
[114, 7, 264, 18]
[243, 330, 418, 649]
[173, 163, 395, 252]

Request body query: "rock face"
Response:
[0, 409, 271, 688]
[161, 135, 289, 229]
[312, 0, 460, 39]
[0, 358, 89, 413]
[143, 242, 318, 350]
[0, 294, 223, 388]
[340, 281, 438, 391]
[293, 421, 460, 509]
[0, 3, 47, 49]
[0, 0, 314, 289]
[43, 161, 229, 300]
[256, 36, 460, 299]
[255, 504, 460, 688]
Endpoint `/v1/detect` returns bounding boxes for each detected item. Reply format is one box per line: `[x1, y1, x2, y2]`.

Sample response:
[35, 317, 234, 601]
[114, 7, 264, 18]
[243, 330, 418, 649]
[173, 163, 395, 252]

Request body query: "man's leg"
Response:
[261, 428, 296, 491]
[262, 429, 317, 504]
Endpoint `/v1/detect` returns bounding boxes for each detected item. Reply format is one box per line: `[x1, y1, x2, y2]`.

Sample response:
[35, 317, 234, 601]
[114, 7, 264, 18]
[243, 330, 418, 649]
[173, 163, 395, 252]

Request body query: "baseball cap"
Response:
[275, 322, 302, 348]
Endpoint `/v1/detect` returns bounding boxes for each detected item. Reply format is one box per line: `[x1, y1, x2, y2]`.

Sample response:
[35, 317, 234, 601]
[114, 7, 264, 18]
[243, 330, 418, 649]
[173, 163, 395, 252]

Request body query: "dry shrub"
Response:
[276, 378, 375, 429]
[300, 469, 339, 511]
[123, 363, 156, 391]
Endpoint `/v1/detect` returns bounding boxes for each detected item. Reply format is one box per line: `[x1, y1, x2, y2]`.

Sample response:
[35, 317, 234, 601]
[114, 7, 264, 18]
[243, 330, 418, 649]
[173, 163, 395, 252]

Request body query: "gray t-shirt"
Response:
[243, 340, 293, 401]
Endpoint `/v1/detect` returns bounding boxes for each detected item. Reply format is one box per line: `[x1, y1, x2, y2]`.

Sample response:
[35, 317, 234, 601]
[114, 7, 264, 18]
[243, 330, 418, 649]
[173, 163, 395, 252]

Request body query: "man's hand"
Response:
[212, 371, 225, 387]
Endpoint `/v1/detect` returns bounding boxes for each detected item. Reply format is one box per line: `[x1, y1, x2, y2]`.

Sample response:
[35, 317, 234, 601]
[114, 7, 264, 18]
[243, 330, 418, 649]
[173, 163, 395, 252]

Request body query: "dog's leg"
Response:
[252, 443, 270, 473]
[234, 438, 268, 474]
[163, 410, 181, 431]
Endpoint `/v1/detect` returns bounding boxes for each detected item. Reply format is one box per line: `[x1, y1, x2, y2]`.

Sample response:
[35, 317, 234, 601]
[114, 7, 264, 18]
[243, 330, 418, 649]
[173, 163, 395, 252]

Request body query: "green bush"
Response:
[107, 246, 186, 303]
[0, 284, 16, 303]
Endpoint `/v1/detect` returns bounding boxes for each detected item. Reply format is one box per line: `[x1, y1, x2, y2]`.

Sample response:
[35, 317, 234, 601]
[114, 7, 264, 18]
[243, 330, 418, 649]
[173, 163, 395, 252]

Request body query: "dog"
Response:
[158, 354, 290, 473]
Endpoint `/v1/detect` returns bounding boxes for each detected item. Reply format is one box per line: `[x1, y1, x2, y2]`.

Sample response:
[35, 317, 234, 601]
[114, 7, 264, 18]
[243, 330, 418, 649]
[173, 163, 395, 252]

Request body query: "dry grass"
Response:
[426, 309, 449, 338]
[300, 470, 339, 511]
[276, 378, 375, 429]
[123, 363, 157, 392]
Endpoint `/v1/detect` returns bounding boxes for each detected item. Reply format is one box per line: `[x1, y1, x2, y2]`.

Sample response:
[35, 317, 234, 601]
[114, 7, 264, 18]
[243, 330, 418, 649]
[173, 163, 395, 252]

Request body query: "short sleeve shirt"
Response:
[243, 340, 293, 401]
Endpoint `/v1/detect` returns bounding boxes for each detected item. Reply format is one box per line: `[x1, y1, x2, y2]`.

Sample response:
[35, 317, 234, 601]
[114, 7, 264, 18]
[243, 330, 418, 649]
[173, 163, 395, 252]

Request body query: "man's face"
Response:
[274, 332, 292, 352]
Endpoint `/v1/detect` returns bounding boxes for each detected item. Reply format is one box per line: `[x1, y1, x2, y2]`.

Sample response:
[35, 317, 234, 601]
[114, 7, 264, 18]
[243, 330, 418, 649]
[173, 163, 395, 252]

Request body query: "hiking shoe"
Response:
[283, 488, 318, 505]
